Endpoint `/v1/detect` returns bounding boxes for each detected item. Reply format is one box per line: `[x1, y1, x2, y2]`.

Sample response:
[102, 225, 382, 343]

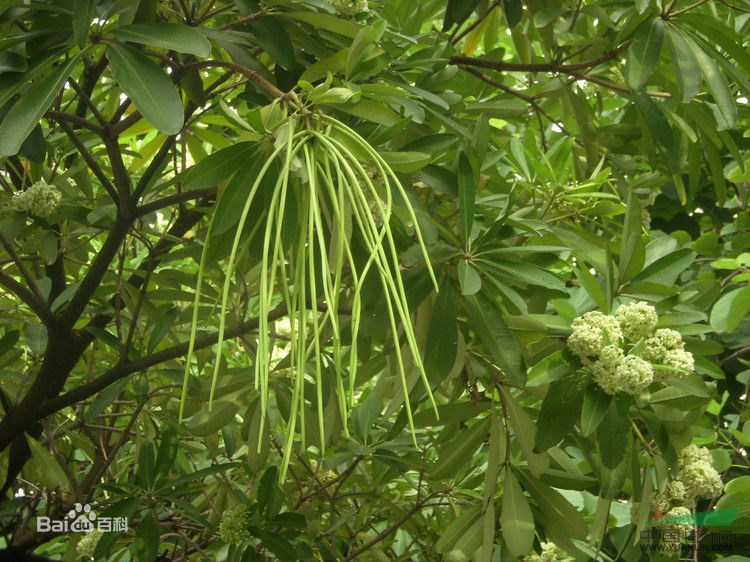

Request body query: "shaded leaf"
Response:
[626, 17, 664, 90]
[0, 54, 81, 157]
[107, 43, 184, 135]
[110, 23, 211, 57]
[501, 469, 535, 557]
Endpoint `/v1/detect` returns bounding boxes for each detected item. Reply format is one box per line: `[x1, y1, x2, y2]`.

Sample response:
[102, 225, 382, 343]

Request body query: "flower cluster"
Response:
[76, 529, 103, 558]
[8, 180, 62, 217]
[615, 300, 658, 341]
[523, 542, 574, 561]
[567, 311, 622, 359]
[219, 504, 252, 544]
[641, 329, 695, 382]
[675, 444, 724, 500]
[329, 0, 369, 15]
[653, 445, 723, 511]
[567, 302, 695, 395]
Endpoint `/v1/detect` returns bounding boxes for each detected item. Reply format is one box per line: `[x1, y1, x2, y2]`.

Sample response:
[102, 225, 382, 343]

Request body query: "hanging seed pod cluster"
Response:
[181, 104, 438, 478]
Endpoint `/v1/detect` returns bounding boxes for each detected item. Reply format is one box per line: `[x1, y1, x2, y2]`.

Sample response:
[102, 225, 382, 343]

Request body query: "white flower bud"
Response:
[567, 311, 622, 358]
[615, 301, 658, 341]
[8, 180, 62, 217]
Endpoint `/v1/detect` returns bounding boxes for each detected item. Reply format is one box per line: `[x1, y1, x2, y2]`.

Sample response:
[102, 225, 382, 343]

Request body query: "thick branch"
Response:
[181, 59, 288, 100]
[0, 232, 54, 326]
[52, 118, 118, 202]
[137, 186, 216, 217]
[38, 304, 289, 417]
[0, 270, 55, 326]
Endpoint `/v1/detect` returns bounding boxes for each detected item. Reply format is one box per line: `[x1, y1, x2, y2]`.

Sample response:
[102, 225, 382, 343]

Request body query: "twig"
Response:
[0, 231, 54, 325]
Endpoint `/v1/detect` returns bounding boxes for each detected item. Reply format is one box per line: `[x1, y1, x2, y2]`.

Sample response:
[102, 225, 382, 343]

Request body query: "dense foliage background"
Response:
[0, 0, 749, 560]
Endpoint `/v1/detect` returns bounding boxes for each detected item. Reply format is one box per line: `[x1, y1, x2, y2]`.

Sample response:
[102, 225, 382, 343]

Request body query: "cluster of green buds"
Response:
[75, 529, 103, 559]
[218, 504, 252, 545]
[653, 444, 723, 514]
[329, 0, 369, 15]
[522, 541, 574, 561]
[567, 302, 694, 395]
[8, 179, 62, 217]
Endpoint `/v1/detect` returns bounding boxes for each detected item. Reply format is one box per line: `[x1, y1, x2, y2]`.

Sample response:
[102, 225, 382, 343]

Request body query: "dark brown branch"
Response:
[219, 10, 264, 30]
[458, 65, 570, 135]
[450, 45, 627, 73]
[52, 118, 118, 202]
[180, 59, 288, 100]
[343, 492, 447, 561]
[0, 270, 55, 326]
[133, 137, 177, 202]
[65, 78, 107, 127]
[38, 304, 289, 417]
[58, 216, 132, 329]
[136, 186, 216, 217]
[46, 111, 104, 136]
[0, 232, 54, 326]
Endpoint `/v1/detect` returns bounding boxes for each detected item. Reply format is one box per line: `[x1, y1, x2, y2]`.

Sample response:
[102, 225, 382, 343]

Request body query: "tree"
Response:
[0, 0, 748, 560]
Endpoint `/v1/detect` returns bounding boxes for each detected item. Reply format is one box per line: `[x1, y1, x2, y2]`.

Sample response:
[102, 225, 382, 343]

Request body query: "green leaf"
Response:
[209, 151, 271, 236]
[26, 436, 70, 491]
[137, 443, 156, 489]
[515, 466, 588, 546]
[379, 151, 431, 172]
[430, 416, 490, 479]
[678, 28, 736, 128]
[458, 149, 476, 247]
[0, 51, 27, 73]
[664, 24, 701, 102]
[710, 286, 750, 334]
[443, 0, 481, 31]
[618, 191, 645, 284]
[597, 399, 629, 469]
[504, 0, 523, 28]
[423, 280, 459, 387]
[631, 248, 695, 284]
[481, 260, 567, 292]
[534, 374, 584, 452]
[73, 0, 97, 49]
[458, 259, 482, 295]
[436, 504, 483, 554]
[184, 141, 256, 190]
[183, 400, 239, 436]
[501, 469, 535, 557]
[135, 511, 159, 562]
[502, 388, 549, 476]
[281, 12, 361, 38]
[463, 292, 524, 385]
[412, 401, 491, 427]
[0, 331, 20, 357]
[0, 54, 81, 158]
[626, 17, 664, 90]
[107, 43, 184, 135]
[580, 385, 612, 437]
[633, 92, 680, 178]
[109, 23, 211, 57]
[248, 16, 295, 70]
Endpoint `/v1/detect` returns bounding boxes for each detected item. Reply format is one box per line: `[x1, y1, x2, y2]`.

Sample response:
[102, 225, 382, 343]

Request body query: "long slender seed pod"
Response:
[319, 132, 438, 415]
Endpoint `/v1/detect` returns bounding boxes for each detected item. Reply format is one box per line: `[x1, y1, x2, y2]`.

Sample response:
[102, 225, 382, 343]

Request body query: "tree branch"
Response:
[136, 186, 216, 217]
[38, 304, 289, 417]
[0, 232, 54, 326]
[0, 270, 55, 326]
[52, 118, 118, 202]
[451, 45, 627, 74]
[180, 59, 289, 101]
